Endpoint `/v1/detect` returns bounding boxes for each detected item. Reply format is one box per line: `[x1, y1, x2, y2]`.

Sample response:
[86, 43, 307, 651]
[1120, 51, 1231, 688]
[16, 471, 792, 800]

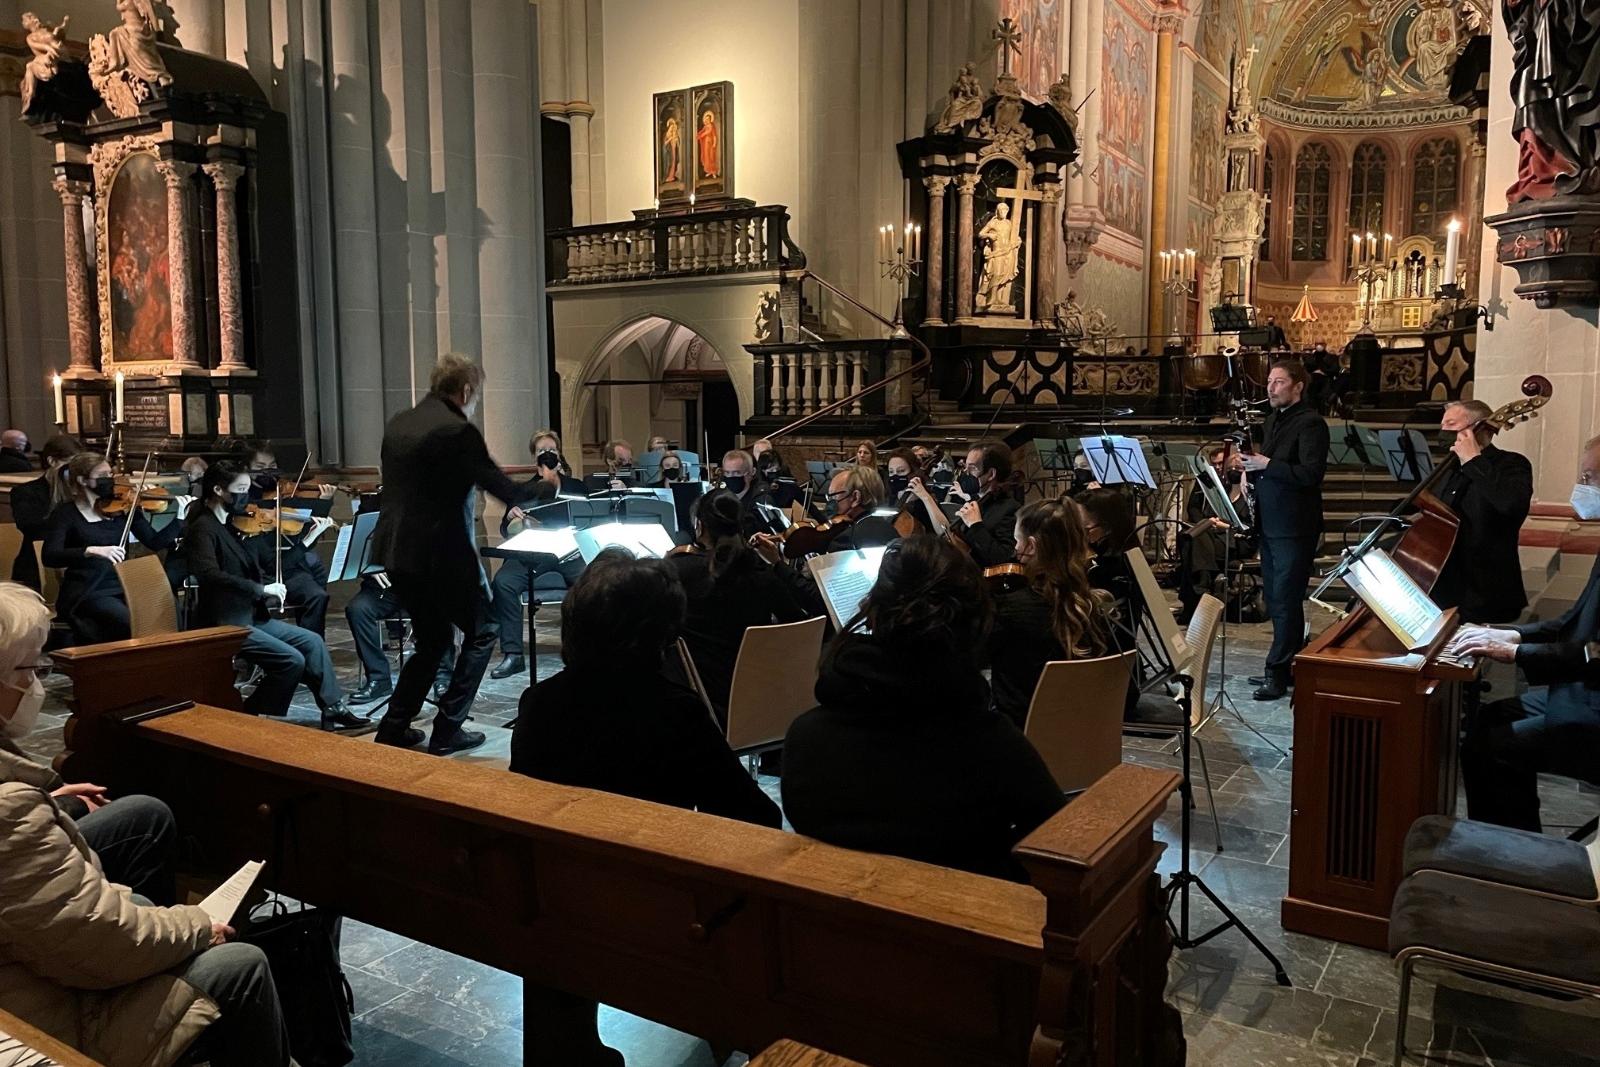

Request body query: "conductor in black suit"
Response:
[1452, 434, 1600, 831]
[1430, 400, 1534, 624]
[1232, 359, 1328, 700]
[371, 355, 525, 755]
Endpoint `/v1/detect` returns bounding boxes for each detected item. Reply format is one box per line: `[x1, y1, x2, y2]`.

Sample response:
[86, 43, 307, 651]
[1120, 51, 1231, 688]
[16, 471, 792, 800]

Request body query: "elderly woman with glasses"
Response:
[0, 581, 292, 1067]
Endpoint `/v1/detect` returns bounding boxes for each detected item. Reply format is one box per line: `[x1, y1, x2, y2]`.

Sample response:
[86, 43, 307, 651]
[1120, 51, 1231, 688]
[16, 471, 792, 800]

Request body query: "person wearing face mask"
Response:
[370, 354, 526, 755]
[184, 461, 364, 730]
[41, 452, 178, 646]
[0, 582, 295, 1067]
[230, 442, 332, 637]
[820, 466, 897, 551]
[487, 434, 587, 681]
[718, 447, 774, 538]
[1230, 359, 1328, 701]
[886, 447, 938, 532]
[1449, 434, 1600, 832]
[948, 441, 1022, 566]
[654, 452, 687, 486]
[1424, 400, 1534, 625]
[161, 455, 212, 594]
[8, 433, 80, 590]
[1177, 444, 1255, 624]
[0, 428, 31, 473]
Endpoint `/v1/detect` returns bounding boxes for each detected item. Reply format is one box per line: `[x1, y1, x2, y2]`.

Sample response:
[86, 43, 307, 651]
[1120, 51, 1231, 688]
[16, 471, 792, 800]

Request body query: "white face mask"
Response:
[1, 676, 45, 740]
[1572, 483, 1600, 521]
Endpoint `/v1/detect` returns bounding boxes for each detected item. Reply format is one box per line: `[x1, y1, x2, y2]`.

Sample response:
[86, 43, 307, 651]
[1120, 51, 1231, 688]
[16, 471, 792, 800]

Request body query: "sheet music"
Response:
[1078, 435, 1157, 488]
[756, 502, 791, 530]
[1343, 548, 1446, 651]
[806, 547, 886, 631]
[328, 523, 355, 580]
[0, 1032, 56, 1066]
[199, 860, 264, 925]
[573, 521, 676, 561]
[498, 526, 581, 560]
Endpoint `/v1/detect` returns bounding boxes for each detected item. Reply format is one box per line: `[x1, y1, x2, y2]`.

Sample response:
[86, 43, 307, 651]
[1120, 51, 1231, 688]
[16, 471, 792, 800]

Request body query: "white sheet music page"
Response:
[328, 523, 355, 580]
[498, 526, 581, 560]
[806, 547, 886, 631]
[199, 860, 264, 925]
[1344, 549, 1446, 651]
[573, 522, 677, 561]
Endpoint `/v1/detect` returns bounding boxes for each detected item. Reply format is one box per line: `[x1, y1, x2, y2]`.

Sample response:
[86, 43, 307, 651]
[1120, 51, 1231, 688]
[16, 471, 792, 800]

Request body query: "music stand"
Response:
[1079, 435, 1157, 489]
[1376, 429, 1435, 484]
[328, 509, 383, 584]
[573, 521, 677, 561]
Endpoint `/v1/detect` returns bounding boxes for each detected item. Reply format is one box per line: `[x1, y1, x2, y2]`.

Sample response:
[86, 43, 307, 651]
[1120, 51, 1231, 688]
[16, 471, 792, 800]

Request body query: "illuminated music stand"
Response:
[1079, 435, 1157, 489]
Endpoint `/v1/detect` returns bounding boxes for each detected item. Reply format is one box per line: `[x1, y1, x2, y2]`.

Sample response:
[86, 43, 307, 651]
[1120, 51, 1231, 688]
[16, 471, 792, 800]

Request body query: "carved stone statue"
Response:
[975, 202, 1022, 313]
[20, 11, 70, 112]
[1053, 290, 1085, 338]
[1505, 0, 1600, 202]
[1046, 73, 1079, 137]
[89, 0, 171, 118]
[753, 290, 779, 343]
[935, 62, 983, 133]
[1229, 151, 1248, 193]
[1083, 304, 1117, 340]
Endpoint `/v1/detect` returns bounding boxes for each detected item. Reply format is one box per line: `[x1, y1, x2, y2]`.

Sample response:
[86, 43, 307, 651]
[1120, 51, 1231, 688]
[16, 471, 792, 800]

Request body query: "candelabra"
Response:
[1159, 248, 1197, 340]
[877, 223, 922, 340]
[1349, 230, 1392, 331]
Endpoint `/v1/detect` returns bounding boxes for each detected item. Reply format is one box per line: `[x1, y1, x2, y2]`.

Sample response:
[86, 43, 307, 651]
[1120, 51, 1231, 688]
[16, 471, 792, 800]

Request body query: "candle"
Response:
[113, 370, 125, 423]
[51, 373, 63, 424]
[1366, 232, 1376, 261]
[1160, 251, 1169, 281]
[1383, 233, 1393, 261]
[912, 223, 922, 261]
[903, 221, 911, 254]
[1443, 218, 1461, 286]
[1186, 249, 1196, 282]
[1352, 232, 1362, 265]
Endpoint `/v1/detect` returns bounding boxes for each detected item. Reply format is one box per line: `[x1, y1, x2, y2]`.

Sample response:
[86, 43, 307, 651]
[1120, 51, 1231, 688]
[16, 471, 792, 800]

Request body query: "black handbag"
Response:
[238, 899, 355, 1067]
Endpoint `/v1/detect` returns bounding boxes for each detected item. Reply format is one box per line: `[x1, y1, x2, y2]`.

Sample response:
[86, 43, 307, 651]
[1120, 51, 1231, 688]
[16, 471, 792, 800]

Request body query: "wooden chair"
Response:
[0, 522, 21, 581]
[1125, 593, 1226, 845]
[114, 552, 179, 637]
[1023, 650, 1137, 794]
[33, 541, 61, 606]
[724, 615, 827, 756]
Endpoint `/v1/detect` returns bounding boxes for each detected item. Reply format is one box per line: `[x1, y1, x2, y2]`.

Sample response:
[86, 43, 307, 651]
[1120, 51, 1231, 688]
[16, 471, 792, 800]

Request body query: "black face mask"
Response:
[227, 491, 253, 516]
[1224, 470, 1243, 486]
[536, 449, 562, 471]
[757, 457, 778, 477]
[661, 465, 682, 481]
[958, 473, 981, 498]
[1437, 431, 1457, 450]
[249, 472, 275, 499]
[723, 474, 747, 495]
[888, 473, 910, 495]
[92, 476, 116, 501]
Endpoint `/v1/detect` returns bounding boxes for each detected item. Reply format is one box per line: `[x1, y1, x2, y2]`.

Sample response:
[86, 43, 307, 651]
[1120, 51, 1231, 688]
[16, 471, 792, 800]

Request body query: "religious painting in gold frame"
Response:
[689, 81, 733, 201]
[105, 150, 171, 362]
[653, 89, 691, 204]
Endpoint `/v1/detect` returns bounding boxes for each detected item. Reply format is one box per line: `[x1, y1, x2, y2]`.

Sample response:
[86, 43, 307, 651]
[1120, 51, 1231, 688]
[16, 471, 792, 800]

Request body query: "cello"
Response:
[1380, 375, 1552, 591]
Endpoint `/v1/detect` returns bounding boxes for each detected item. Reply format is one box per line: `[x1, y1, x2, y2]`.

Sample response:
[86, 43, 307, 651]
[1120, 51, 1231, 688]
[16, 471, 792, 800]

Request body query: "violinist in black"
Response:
[41, 452, 177, 646]
[238, 442, 331, 635]
[1429, 400, 1533, 624]
[951, 441, 1022, 566]
[8, 434, 80, 590]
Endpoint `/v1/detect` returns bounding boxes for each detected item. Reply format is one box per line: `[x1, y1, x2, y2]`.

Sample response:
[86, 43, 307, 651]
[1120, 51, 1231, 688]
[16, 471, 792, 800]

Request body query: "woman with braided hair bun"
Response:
[781, 534, 1065, 881]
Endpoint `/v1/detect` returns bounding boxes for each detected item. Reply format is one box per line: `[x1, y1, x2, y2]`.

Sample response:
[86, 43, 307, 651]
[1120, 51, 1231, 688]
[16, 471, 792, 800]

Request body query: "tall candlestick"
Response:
[1443, 218, 1461, 286]
[912, 223, 921, 261]
[113, 370, 125, 423]
[51, 373, 64, 425]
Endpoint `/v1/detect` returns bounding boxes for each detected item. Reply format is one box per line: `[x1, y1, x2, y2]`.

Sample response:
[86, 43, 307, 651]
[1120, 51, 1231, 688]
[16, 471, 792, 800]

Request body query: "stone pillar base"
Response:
[211, 367, 259, 378]
[60, 366, 103, 380]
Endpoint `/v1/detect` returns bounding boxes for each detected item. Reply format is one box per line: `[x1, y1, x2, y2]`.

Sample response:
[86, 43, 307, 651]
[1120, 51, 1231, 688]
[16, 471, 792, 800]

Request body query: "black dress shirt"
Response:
[1431, 444, 1533, 624]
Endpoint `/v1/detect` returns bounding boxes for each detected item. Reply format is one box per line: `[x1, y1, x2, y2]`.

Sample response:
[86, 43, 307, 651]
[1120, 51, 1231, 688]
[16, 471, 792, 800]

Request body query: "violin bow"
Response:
[118, 451, 155, 551]
[277, 453, 314, 587]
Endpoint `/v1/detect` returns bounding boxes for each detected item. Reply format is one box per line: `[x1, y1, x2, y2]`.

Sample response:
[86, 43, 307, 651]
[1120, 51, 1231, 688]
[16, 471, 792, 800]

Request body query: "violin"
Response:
[983, 562, 1028, 593]
[780, 512, 856, 560]
[96, 483, 171, 516]
[666, 542, 705, 558]
[230, 503, 306, 538]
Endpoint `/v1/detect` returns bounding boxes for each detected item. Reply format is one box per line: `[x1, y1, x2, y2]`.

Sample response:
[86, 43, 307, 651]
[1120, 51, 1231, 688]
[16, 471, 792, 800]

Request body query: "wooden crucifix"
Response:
[993, 17, 1022, 77]
[982, 179, 1045, 319]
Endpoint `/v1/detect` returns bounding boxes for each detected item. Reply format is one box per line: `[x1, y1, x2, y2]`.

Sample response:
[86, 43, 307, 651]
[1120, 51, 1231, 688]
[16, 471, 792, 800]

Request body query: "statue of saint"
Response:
[20, 11, 70, 111]
[1053, 290, 1085, 339]
[104, 0, 171, 88]
[976, 202, 1022, 313]
[935, 63, 984, 133]
[1505, 0, 1600, 202]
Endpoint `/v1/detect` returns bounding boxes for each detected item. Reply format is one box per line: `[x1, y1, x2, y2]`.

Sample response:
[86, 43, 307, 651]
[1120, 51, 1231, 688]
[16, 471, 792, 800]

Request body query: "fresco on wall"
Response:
[1101, 4, 1149, 156]
[1099, 153, 1146, 240]
[1268, 0, 1479, 106]
[999, 0, 1064, 99]
[1196, 0, 1242, 76]
[107, 151, 171, 361]
[1190, 81, 1225, 207]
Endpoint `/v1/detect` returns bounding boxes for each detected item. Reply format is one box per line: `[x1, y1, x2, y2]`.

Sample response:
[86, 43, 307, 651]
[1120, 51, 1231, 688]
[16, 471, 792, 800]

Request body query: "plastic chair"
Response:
[724, 616, 827, 757]
[1022, 650, 1137, 794]
[114, 552, 179, 637]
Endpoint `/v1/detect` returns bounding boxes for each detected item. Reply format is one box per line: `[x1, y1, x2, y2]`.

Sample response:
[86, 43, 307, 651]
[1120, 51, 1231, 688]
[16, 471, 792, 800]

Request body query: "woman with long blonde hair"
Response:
[987, 497, 1122, 727]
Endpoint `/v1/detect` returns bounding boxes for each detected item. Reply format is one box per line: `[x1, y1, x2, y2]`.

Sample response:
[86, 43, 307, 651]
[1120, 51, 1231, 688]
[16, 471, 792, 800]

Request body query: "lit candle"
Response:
[912, 223, 922, 261]
[653, 197, 659, 212]
[1186, 249, 1196, 282]
[1383, 233, 1393, 261]
[1160, 251, 1169, 281]
[51, 372, 63, 424]
[1366, 232, 1376, 261]
[1443, 218, 1461, 286]
[1352, 232, 1362, 265]
[689, 192, 696, 210]
[113, 370, 125, 423]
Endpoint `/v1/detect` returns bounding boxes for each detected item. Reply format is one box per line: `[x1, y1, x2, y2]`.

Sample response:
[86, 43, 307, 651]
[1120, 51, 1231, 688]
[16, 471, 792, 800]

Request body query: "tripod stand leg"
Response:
[1195, 737, 1225, 852]
[1188, 874, 1292, 987]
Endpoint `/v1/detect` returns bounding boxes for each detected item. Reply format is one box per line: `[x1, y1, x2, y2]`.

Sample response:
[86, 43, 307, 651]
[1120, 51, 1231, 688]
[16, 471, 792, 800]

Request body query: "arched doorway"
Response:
[575, 316, 740, 469]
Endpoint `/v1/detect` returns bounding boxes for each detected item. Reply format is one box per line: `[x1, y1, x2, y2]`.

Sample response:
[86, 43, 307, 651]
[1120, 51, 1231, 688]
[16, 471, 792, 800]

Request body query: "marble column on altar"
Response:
[1147, 11, 1180, 338]
[924, 175, 949, 325]
[204, 161, 251, 373]
[954, 173, 977, 324]
[1465, 139, 1488, 290]
[155, 159, 201, 371]
[53, 177, 96, 377]
[1037, 184, 1061, 323]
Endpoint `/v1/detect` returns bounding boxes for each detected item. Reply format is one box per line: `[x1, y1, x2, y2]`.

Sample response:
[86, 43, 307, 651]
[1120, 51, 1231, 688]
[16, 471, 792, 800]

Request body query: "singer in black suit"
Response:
[1453, 437, 1600, 830]
[1430, 400, 1534, 624]
[1233, 359, 1328, 700]
[370, 354, 524, 756]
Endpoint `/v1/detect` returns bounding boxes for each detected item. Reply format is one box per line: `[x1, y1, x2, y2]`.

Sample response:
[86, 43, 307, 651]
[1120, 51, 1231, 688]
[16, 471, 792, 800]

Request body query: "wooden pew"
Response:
[55, 636, 1185, 1067]
[749, 1039, 868, 1066]
[0, 1005, 106, 1066]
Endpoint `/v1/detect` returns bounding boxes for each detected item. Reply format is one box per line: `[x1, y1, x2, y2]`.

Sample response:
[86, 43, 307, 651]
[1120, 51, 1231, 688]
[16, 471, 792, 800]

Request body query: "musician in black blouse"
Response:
[42, 452, 177, 646]
[8, 434, 79, 590]
[1430, 400, 1534, 624]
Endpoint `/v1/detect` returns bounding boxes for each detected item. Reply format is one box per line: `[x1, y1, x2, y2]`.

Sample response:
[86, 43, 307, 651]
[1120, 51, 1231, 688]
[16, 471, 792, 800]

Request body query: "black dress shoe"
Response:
[347, 678, 392, 706]
[320, 702, 373, 733]
[1248, 674, 1269, 686]
[375, 726, 425, 748]
[1253, 680, 1288, 701]
[428, 728, 487, 756]
[489, 655, 526, 680]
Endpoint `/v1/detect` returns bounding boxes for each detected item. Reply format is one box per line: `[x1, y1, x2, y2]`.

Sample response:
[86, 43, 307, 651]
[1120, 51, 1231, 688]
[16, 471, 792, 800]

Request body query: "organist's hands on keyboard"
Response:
[1448, 624, 1522, 663]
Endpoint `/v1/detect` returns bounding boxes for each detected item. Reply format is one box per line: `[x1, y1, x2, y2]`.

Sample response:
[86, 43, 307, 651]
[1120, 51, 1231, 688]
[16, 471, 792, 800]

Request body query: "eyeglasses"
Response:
[1582, 471, 1599, 486]
[825, 490, 853, 502]
[13, 660, 52, 680]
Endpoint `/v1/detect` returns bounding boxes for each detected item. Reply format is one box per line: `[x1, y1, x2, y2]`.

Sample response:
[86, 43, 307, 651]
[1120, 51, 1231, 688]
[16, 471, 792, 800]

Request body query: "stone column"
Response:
[203, 162, 250, 374]
[1465, 138, 1488, 291]
[1067, 0, 1090, 206]
[955, 173, 978, 324]
[155, 159, 201, 370]
[1146, 11, 1181, 339]
[1037, 185, 1062, 324]
[924, 175, 949, 325]
[53, 177, 97, 377]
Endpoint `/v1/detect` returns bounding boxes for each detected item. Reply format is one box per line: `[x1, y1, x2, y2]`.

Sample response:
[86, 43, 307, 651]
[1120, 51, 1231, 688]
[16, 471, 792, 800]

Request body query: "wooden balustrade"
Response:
[550, 203, 801, 285]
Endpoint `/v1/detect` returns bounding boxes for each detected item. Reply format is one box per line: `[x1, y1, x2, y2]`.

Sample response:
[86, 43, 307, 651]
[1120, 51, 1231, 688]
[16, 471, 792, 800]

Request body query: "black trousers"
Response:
[490, 554, 583, 655]
[63, 591, 132, 646]
[345, 578, 455, 686]
[1464, 688, 1600, 832]
[286, 554, 330, 636]
[1259, 534, 1317, 683]
[383, 568, 495, 743]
